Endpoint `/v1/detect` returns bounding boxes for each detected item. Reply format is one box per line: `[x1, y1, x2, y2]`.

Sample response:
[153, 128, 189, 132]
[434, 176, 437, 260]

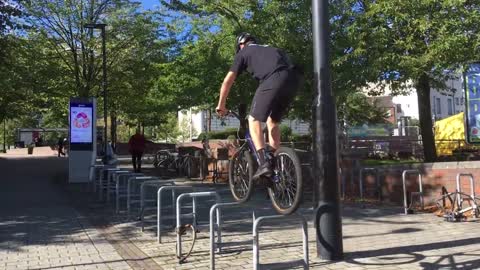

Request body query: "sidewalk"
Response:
[1, 156, 480, 269]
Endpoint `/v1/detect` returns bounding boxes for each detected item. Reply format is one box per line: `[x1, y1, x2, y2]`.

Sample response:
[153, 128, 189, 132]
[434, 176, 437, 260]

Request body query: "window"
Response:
[436, 98, 441, 114]
[455, 97, 460, 106]
[447, 99, 453, 115]
[461, 97, 465, 105]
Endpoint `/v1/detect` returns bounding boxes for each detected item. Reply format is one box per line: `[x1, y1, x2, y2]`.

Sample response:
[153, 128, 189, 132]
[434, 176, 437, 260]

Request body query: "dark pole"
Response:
[101, 25, 108, 162]
[312, 0, 343, 261]
[3, 118, 6, 153]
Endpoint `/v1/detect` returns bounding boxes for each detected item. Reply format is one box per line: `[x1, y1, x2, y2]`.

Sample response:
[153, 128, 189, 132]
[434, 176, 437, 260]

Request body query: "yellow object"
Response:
[434, 112, 466, 156]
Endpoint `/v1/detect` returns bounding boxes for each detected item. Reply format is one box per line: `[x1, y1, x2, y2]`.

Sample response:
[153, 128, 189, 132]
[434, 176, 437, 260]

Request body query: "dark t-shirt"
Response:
[229, 44, 292, 89]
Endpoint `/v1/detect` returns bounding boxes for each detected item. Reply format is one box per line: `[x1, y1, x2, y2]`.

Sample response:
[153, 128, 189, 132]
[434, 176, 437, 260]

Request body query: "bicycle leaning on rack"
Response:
[226, 110, 303, 215]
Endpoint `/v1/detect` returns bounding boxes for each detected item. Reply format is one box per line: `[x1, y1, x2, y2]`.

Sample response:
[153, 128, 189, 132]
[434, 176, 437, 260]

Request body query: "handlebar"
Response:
[216, 109, 241, 120]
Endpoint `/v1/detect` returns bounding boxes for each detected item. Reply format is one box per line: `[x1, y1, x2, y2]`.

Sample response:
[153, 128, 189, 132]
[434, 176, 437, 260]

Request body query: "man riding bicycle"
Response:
[216, 32, 302, 182]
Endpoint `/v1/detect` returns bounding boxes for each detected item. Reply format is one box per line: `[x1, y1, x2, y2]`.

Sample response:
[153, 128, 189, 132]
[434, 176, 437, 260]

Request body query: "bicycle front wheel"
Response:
[229, 149, 254, 203]
[268, 147, 303, 215]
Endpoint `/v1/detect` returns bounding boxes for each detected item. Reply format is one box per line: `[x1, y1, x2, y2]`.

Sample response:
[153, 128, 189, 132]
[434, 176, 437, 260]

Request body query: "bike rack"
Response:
[139, 180, 185, 232]
[96, 166, 117, 199]
[157, 185, 194, 243]
[89, 164, 107, 192]
[100, 167, 127, 201]
[176, 191, 221, 262]
[115, 172, 144, 213]
[359, 167, 381, 201]
[107, 170, 133, 203]
[456, 173, 477, 211]
[126, 176, 162, 218]
[209, 202, 255, 270]
[253, 214, 309, 270]
[402, 170, 424, 214]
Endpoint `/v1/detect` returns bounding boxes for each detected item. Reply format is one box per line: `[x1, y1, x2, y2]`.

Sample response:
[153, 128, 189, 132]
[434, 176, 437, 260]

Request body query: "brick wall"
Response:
[342, 161, 480, 206]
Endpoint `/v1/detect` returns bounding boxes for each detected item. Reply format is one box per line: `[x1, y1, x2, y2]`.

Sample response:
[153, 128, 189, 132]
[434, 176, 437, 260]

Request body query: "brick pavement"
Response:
[1, 157, 480, 270]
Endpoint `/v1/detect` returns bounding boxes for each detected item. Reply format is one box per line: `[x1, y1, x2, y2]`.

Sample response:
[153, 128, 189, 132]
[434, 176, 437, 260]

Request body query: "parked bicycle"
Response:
[227, 111, 303, 215]
[153, 149, 195, 178]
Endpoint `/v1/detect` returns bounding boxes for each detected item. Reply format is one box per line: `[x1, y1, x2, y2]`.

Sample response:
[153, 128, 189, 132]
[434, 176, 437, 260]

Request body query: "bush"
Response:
[280, 125, 293, 141]
[197, 128, 238, 140]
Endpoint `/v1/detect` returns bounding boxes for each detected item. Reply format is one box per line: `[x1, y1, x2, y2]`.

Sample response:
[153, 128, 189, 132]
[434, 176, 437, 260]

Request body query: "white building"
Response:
[365, 76, 465, 122]
[178, 109, 310, 142]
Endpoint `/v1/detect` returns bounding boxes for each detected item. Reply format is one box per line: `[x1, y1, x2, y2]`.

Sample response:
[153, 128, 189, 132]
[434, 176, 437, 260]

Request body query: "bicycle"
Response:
[226, 111, 303, 215]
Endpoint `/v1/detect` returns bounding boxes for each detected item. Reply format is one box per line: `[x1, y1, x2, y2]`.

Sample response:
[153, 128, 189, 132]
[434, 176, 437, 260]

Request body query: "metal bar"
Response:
[108, 170, 130, 203]
[402, 170, 423, 214]
[176, 192, 220, 260]
[115, 172, 143, 213]
[253, 214, 309, 270]
[456, 173, 476, 210]
[157, 185, 193, 243]
[127, 176, 157, 218]
[209, 202, 244, 270]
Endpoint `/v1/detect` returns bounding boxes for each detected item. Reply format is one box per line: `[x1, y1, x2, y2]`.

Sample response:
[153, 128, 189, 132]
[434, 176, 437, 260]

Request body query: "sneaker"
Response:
[253, 162, 273, 180]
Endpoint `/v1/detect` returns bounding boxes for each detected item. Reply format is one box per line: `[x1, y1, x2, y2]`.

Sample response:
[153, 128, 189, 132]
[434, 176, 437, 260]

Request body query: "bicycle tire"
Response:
[229, 149, 255, 203]
[268, 147, 303, 215]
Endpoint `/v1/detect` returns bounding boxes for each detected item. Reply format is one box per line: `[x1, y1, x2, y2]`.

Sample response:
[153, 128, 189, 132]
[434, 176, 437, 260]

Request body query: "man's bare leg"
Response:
[248, 115, 265, 151]
[266, 117, 280, 151]
[249, 115, 272, 179]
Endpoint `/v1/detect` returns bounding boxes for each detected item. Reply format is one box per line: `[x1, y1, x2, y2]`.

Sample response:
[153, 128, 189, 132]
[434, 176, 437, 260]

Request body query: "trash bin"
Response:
[27, 146, 34, 155]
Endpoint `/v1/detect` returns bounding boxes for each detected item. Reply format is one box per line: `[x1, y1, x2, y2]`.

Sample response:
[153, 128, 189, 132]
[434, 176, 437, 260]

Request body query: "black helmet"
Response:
[235, 32, 256, 53]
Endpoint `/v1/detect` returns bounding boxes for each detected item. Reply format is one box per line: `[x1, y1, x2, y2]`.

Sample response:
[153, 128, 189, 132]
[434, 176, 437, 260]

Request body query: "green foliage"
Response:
[342, 92, 389, 126]
[198, 128, 238, 140]
[280, 125, 293, 142]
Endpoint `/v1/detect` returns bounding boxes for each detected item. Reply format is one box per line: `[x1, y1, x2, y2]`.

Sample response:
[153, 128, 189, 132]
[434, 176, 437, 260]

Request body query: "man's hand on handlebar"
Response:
[216, 105, 228, 117]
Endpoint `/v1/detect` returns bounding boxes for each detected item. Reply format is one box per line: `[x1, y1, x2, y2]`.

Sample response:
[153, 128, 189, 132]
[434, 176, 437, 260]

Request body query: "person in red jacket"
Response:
[128, 129, 147, 173]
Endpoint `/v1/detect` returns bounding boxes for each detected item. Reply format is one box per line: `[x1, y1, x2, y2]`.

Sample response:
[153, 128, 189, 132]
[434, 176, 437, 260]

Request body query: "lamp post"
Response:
[312, 0, 343, 260]
[84, 23, 107, 162]
[3, 118, 6, 153]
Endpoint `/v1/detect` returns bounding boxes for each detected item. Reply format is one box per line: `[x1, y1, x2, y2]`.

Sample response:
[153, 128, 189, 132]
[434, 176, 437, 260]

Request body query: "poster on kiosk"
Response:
[464, 63, 480, 144]
[69, 98, 96, 183]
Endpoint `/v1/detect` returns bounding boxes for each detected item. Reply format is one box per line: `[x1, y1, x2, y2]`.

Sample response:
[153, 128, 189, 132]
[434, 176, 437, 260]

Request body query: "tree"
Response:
[347, 0, 480, 161]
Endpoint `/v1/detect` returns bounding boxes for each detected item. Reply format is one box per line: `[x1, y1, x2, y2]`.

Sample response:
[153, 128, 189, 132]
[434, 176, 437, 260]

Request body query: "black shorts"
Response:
[250, 69, 299, 122]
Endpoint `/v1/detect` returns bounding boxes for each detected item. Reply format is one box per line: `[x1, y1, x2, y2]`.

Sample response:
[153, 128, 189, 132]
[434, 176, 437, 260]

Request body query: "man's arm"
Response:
[216, 71, 237, 115]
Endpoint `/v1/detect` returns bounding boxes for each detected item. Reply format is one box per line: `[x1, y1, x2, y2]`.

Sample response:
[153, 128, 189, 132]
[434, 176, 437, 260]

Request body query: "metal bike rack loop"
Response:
[176, 191, 221, 260]
[157, 185, 194, 243]
[456, 173, 477, 210]
[140, 180, 180, 231]
[115, 172, 144, 213]
[402, 170, 424, 214]
[209, 202, 255, 270]
[127, 176, 161, 218]
[359, 167, 381, 201]
[253, 214, 309, 270]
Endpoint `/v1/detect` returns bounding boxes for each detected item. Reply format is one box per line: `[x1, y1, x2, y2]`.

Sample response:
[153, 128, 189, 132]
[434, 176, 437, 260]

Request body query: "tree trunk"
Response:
[415, 74, 437, 162]
[238, 103, 248, 139]
[208, 109, 212, 132]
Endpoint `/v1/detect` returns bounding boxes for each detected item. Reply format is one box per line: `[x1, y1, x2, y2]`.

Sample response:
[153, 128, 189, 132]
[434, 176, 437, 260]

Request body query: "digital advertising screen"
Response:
[70, 102, 93, 145]
[464, 63, 480, 144]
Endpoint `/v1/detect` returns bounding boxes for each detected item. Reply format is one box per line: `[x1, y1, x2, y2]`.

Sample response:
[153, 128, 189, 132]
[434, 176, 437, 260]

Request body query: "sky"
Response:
[139, 0, 158, 10]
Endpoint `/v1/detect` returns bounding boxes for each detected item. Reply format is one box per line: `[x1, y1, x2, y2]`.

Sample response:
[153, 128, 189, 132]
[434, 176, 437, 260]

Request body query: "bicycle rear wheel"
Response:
[268, 147, 303, 215]
[229, 149, 255, 203]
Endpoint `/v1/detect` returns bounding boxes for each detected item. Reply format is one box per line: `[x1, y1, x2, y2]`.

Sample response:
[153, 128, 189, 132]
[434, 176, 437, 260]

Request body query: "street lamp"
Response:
[84, 23, 108, 162]
[312, 0, 343, 260]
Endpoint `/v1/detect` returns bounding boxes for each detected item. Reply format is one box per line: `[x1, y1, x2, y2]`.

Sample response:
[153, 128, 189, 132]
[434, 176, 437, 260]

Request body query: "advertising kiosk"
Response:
[69, 97, 97, 183]
[464, 63, 480, 144]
